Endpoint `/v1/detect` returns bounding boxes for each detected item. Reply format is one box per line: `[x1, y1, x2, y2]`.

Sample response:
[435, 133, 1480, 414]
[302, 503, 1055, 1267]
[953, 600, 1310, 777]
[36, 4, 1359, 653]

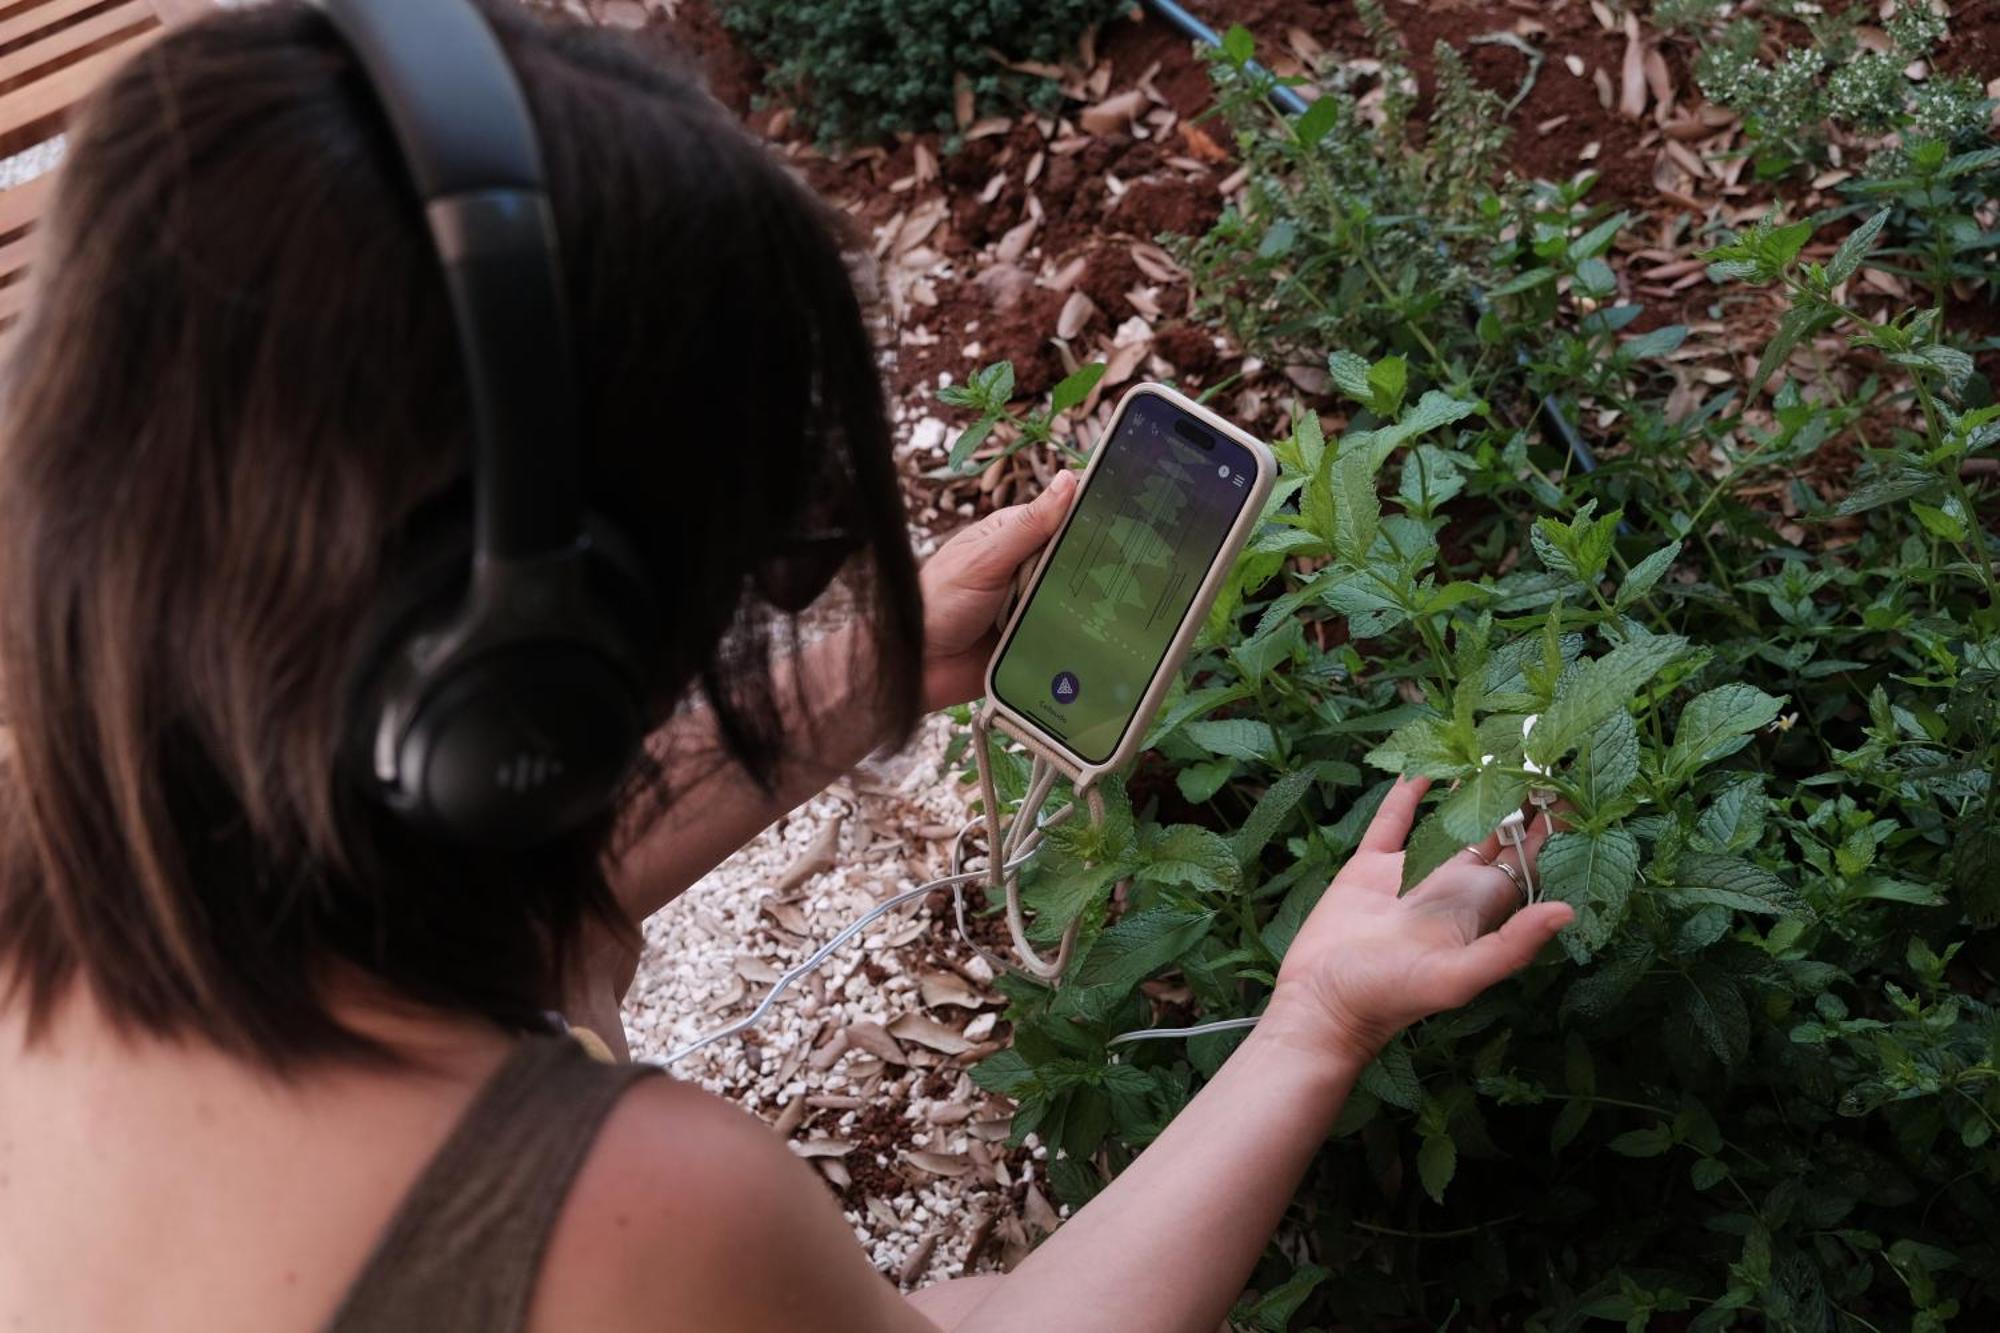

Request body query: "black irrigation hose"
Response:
[1137, 0, 1600, 474]
[1139, 0, 1312, 116]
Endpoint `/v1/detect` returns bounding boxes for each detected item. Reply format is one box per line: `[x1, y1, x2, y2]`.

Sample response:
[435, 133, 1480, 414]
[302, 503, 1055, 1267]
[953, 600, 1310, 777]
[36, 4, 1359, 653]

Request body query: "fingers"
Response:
[1419, 804, 1556, 929]
[1434, 902, 1575, 1006]
[948, 470, 1077, 585]
[1440, 801, 1556, 886]
[1358, 775, 1431, 853]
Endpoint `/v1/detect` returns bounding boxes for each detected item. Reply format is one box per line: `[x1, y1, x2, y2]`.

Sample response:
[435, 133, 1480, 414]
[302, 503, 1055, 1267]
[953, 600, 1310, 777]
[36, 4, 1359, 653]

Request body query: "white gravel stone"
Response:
[623, 716, 1025, 1288]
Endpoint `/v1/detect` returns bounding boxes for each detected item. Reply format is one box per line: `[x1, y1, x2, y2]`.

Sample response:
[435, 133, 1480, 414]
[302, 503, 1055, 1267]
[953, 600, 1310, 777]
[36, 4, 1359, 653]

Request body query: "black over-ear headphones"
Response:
[320, 0, 656, 848]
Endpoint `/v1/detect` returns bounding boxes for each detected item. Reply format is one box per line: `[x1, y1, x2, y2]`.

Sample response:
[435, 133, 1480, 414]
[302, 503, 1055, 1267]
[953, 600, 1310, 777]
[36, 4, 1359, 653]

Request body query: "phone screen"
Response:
[992, 393, 1260, 764]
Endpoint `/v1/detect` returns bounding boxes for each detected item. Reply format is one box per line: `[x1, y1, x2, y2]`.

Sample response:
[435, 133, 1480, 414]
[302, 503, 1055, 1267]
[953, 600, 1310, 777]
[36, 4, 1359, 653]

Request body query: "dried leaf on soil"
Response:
[1080, 89, 1146, 137]
[794, 1138, 856, 1158]
[920, 970, 991, 1010]
[845, 1021, 909, 1064]
[889, 1012, 976, 1055]
[905, 1149, 974, 1177]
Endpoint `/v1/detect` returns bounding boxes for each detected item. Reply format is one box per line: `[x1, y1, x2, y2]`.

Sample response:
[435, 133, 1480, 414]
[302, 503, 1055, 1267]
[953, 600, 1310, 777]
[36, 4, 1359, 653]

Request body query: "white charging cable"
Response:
[664, 835, 1044, 1066]
[664, 726, 1563, 1066]
[664, 728, 1087, 1067]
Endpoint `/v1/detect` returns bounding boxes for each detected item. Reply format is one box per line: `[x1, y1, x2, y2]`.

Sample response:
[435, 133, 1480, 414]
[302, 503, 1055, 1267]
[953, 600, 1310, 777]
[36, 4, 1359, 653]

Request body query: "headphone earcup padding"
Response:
[398, 646, 644, 847]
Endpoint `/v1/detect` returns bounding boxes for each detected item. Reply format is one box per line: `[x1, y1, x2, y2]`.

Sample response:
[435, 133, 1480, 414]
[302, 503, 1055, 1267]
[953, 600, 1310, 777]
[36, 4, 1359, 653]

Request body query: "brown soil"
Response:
[1154, 321, 1225, 384]
[1385, 1, 1659, 207]
[900, 279, 1072, 400]
[1114, 176, 1224, 238]
[1933, 1, 2000, 80]
[1103, 0, 1667, 206]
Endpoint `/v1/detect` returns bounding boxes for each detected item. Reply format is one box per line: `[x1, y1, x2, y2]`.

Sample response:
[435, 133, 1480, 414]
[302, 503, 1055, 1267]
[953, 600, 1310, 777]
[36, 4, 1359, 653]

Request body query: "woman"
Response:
[0, 4, 1572, 1330]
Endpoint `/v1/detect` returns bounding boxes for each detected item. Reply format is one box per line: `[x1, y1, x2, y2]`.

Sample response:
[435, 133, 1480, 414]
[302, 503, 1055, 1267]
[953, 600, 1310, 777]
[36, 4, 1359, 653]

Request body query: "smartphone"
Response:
[984, 383, 1276, 783]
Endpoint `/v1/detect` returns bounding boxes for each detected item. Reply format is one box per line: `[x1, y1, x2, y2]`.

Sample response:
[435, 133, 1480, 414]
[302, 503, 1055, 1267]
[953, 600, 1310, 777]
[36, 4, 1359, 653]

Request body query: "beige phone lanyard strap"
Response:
[968, 705, 1118, 982]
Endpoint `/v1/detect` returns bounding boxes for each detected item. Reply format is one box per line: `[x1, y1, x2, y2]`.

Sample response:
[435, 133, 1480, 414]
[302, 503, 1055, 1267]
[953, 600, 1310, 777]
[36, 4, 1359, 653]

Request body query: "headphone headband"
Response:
[320, 0, 654, 846]
[317, 0, 582, 561]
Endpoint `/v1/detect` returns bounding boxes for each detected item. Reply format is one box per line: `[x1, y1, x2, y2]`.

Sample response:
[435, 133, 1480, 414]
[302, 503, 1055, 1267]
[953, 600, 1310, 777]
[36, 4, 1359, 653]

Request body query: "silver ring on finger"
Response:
[1491, 858, 1526, 902]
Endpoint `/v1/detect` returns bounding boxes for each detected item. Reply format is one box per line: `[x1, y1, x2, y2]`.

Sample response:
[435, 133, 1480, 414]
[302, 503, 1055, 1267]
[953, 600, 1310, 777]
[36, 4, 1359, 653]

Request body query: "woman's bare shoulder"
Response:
[527, 1074, 941, 1333]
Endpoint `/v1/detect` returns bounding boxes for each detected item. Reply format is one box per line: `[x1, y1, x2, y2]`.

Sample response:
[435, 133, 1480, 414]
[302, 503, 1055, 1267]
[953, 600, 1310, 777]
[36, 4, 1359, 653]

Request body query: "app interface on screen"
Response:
[993, 395, 1258, 764]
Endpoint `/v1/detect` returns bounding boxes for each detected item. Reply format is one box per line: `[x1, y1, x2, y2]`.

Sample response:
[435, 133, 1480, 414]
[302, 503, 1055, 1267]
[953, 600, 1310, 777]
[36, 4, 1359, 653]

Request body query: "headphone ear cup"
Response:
[396, 645, 645, 847]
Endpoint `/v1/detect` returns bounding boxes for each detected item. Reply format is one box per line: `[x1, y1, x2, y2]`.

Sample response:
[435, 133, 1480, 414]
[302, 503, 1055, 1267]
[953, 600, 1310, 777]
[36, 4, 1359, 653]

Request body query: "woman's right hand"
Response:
[1263, 775, 1575, 1064]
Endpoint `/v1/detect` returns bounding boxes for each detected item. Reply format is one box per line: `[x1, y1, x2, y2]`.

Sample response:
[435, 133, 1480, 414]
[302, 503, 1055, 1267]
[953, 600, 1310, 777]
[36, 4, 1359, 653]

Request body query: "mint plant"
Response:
[946, 21, 2000, 1327]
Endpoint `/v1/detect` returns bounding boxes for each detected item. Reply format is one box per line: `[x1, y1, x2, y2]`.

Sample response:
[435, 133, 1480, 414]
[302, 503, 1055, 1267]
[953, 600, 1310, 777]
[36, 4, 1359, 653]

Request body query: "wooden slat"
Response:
[0, 169, 55, 236]
[0, 21, 155, 140]
[0, 0, 116, 50]
[0, 2, 153, 89]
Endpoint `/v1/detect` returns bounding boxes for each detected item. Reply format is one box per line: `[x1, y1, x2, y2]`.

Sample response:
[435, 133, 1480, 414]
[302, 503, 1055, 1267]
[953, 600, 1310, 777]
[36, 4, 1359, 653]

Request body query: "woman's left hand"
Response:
[917, 470, 1077, 711]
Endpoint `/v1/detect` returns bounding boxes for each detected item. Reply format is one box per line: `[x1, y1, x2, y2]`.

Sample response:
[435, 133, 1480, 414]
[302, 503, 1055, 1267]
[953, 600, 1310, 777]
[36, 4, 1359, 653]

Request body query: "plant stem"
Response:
[1350, 1215, 1522, 1241]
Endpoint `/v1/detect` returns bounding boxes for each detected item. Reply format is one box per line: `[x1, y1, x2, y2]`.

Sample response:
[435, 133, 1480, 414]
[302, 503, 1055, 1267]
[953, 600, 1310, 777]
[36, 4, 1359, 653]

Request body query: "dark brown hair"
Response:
[0, 1, 921, 1065]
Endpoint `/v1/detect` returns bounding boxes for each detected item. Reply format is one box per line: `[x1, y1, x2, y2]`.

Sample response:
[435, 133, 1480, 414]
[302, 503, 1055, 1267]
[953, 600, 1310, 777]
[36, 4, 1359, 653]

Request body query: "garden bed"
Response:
[618, 0, 2000, 1317]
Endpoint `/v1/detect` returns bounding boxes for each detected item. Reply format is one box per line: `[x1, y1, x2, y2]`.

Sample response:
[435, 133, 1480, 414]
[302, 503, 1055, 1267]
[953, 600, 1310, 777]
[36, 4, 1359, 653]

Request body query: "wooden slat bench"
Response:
[0, 0, 204, 346]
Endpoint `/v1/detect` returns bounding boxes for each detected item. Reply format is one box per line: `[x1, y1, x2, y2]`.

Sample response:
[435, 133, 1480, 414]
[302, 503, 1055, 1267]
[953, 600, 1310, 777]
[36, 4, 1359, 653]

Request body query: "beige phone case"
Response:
[979, 382, 1278, 791]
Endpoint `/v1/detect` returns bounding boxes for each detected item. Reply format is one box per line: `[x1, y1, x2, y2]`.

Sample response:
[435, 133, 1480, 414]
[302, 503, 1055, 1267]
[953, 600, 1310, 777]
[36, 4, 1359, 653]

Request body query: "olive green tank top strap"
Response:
[325, 1032, 661, 1333]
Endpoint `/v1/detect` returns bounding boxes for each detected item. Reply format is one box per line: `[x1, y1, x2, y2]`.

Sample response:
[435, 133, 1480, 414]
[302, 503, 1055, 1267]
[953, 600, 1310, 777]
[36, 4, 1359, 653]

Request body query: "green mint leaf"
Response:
[978, 359, 1016, 404]
[1400, 809, 1464, 893]
[1136, 824, 1241, 894]
[1620, 324, 1688, 360]
[1340, 391, 1482, 474]
[1826, 207, 1891, 285]
[1571, 210, 1629, 260]
[1541, 828, 1641, 955]
[1692, 777, 1768, 855]
[1358, 1041, 1422, 1110]
[1176, 758, 1236, 805]
[1692, 1158, 1730, 1191]
[1617, 540, 1683, 606]
[1228, 768, 1318, 868]
[970, 1048, 1037, 1097]
[1766, 218, 1814, 269]
[1675, 853, 1805, 917]
[1682, 967, 1750, 1064]
[1327, 350, 1373, 404]
[1551, 1098, 1593, 1153]
[1330, 448, 1381, 564]
[1073, 907, 1215, 995]
[1437, 765, 1529, 845]
[947, 414, 997, 470]
[1294, 93, 1340, 145]
[1574, 710, 1641, 812]
[1529, 634, 1689, 766]
[1562, 950, 1650, 1022]
[1668, 685, 1785, 779]
[1488, 267, 1556, 297]
[1365, 715, 1472, 780]
[1609, 1124, 1675, 1158]
[1418, 1132, 1457, 1203]
[1752, 302, 1836, 398]
[1836, 464, 1944, 515]
[1185, 717, 1278, 763]
[1019, 850, 1126, 940]
[1049, 362, 1107, 414]
[1366, 355, 1408, 417]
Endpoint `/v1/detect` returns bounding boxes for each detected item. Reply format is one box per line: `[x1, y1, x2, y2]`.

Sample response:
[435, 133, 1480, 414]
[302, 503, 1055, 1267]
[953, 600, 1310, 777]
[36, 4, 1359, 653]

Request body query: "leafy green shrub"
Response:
[718, 0, 1122, 146]
[1175, 10, 1515, 370]
[1693, 2, 1994, 180]
[953, 26, 2000, 1332]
